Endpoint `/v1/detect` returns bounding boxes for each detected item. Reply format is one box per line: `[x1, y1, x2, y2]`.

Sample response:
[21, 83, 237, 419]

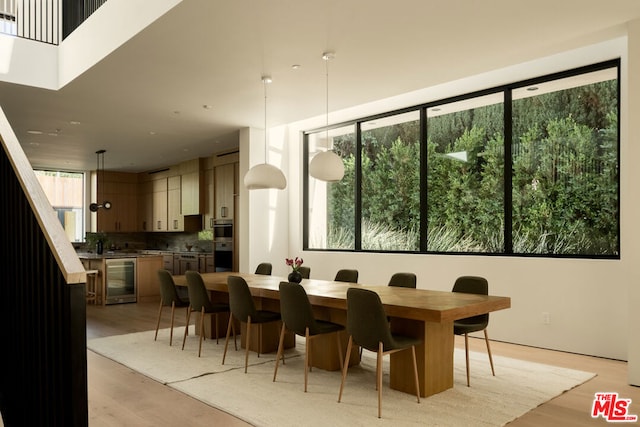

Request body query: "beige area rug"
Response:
[88, 328, 595, 426]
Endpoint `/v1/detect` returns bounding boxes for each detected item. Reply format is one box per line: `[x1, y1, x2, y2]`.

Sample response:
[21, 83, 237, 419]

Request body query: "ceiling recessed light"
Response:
[527, 86, 539, 91]
[203, 105, 213, 109]
[149, 131, 156, 135]
[29, 142, 40, 146]
[291, 64, 301, 70]
[70, 120, 81, 125]
[27, 130, 43, 135]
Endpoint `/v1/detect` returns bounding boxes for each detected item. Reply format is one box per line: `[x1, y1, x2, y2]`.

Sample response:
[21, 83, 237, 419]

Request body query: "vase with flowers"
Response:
[285, 257, 304, 283]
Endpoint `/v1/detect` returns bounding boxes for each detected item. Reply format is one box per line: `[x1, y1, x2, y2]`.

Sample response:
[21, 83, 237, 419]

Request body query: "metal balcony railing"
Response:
[0, 0, 107, 45]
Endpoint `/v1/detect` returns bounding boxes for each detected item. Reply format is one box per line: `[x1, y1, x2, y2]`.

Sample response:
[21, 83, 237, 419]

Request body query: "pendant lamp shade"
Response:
[309, 150, 345, 182]
[244, 75, 287, 190]
[309, 51, 344, 183]
[244, 163, 286, 189]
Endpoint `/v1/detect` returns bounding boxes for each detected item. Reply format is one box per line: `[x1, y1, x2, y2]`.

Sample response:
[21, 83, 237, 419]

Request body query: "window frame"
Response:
[303, 59, 621, 259]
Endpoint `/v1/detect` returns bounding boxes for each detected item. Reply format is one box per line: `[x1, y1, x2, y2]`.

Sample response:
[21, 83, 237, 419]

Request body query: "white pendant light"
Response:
[309, 52, 345, 182]
[244, 75, 287, 190]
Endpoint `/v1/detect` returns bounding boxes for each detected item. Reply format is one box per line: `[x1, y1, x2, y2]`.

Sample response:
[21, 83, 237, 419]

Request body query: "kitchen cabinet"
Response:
[167, 175, 183, 231]
[215, 163, 235, 220]
[203, 166, 215, 231]
[180, 158, 204, 216]
[138, 180, 154, 232]
[136, 255, 163, 303]
[96, 171, 138, 232]
[152, 178, 168, 231]
[199, 254, 214, 273]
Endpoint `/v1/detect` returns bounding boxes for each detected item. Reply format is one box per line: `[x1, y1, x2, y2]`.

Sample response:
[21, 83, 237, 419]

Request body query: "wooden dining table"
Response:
[173, 272, 511, 398]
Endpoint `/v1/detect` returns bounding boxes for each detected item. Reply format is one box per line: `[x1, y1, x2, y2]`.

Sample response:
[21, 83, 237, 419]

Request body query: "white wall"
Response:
[625, 20, 640, 386]
[244, 34, 638, 364]
[0, 34, 57, 89]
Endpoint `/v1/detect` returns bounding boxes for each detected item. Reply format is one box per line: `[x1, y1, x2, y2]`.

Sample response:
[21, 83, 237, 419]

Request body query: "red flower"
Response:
[285, 257, 303, 271]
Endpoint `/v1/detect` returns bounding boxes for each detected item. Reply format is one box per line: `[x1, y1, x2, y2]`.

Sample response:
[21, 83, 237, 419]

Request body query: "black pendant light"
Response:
[89, 149, 112, 212]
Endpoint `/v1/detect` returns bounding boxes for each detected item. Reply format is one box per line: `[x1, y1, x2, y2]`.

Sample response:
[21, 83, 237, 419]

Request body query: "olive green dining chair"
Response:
[182, 270, 231, 357]
[223, 275, 282, 373]
[388, 272, 417, 288]
[334, 269, 358, 283]
[155, 269, 190, 346]
[274, 282, 344, 392]
[338, 287, 421, 418]
[255, 262, 272, 275]
[452, 275, 495, 387]
[298, 266, 311, 279]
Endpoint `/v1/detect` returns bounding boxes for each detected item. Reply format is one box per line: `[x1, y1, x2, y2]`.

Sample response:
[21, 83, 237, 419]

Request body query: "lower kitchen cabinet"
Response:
[136, 255, 163, 303]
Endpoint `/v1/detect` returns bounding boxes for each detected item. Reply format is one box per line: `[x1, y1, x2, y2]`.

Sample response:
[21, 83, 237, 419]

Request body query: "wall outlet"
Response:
[542, 312, 550, 324]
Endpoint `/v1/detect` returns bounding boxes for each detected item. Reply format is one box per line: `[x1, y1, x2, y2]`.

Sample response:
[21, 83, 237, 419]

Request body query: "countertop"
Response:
[78, 250, 212, 260]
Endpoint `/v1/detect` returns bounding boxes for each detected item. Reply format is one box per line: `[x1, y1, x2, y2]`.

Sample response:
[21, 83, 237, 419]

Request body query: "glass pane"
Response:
[34, 170, 85, 242]
[426, 93, 505, 252]
[307, 125, 355, 249]
[361, 111, 420, 250]
[512, 68, 619, 255]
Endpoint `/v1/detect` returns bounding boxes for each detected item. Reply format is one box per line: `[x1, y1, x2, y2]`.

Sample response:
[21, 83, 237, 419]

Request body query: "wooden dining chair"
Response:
[254, 262, 272, 275]
[155, 269, 190, 346]
[338, 288, 420, 418]
[274, 281, 344, 392]
[387, 272, 417, 288]
[334, 269, 358, 283]
[223, 275, 281, 373]
[182, 270, 231, 357]
[452, 275, 495, 386]
[298, 266, 311, 279]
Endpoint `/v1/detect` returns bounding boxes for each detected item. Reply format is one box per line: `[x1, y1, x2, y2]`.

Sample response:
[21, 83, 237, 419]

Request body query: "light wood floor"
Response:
[86, 302, 639, 426]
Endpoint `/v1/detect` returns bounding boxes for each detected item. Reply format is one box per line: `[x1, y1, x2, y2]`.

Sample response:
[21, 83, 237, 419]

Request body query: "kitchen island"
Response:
[79, 252, 163, 305]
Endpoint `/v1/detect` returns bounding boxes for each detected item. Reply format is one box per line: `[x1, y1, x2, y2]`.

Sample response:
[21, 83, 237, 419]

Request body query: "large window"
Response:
[304, 60, 619, 258]
[35, 170, 85, 243]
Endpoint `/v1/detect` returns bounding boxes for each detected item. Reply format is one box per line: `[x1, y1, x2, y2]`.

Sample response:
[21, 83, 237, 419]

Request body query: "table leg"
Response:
[390, 318, 454, 397]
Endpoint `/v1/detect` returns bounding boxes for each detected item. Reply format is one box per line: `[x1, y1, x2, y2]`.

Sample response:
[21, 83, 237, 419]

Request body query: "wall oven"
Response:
[213, 219, 233, 241]
[214, 241, 233, 272]
[104, 258, 137, 304]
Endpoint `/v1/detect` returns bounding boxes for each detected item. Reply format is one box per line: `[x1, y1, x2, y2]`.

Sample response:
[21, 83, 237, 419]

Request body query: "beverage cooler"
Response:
[105, 258, 137, 304]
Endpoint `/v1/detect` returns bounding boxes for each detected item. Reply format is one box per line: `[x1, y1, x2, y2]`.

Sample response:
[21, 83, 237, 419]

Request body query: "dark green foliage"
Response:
[317, 74, 619, 256]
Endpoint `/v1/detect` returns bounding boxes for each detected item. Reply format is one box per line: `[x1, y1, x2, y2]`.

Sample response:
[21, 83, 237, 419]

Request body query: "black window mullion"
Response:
[354, 123, 362, 251]
[302, 132, 310, 250]
[504, 90, 513, 254]
[420, 107, 428, 252]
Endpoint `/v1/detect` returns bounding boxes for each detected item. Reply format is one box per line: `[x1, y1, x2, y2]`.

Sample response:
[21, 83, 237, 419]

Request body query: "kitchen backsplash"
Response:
[76, 231, 214, 253]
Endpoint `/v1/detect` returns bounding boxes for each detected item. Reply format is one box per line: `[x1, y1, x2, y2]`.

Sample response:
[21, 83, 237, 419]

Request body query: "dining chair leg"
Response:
[484, 329, 495, 376]
[335, 332, 344, 369]
[464, 333, 470, 387]
[215, 313, 220, 344]
[198, 307, 205, 357]
[169, 302, 176, 346]
[244, 317, 252, 373]
[338, 335, 353, 403]
[154, 299, 163, 341]
[411, 345, 420, 403]
[222, 312, 233, 365]
[182, 306, 192, 350]
[377, 342, 383, 418]
[273, 322, 287, 382]
[304, 329, 310, 392]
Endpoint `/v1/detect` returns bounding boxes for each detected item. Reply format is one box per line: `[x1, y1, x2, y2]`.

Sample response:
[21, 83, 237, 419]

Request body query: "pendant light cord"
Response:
[264, 78, 268, 163]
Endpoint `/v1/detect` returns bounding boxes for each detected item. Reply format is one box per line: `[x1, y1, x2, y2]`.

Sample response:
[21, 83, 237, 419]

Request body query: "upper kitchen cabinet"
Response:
[96, 171, 138, 232]
[180, 158, 204, 216]
[213, 150, 239, 220]
[203, 157, 215, 231]
[167, 175, 183, 231]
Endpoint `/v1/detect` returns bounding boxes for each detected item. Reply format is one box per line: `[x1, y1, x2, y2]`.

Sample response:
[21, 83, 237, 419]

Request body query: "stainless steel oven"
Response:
[105, 258, 136, 304]
[213, 219, 233, 241]
[214, 241, 233, 272]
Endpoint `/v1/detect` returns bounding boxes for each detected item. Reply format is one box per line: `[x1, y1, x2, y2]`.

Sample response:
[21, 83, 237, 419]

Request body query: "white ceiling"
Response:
[1, 0, 640, 173]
